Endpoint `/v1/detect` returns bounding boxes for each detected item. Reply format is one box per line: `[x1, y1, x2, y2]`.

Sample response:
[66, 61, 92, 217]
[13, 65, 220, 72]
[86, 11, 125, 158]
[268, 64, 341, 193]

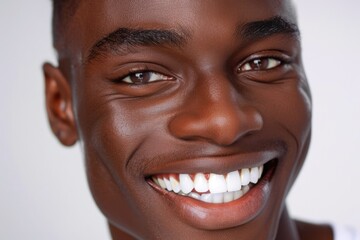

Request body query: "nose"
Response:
[168, 74, 263, 146]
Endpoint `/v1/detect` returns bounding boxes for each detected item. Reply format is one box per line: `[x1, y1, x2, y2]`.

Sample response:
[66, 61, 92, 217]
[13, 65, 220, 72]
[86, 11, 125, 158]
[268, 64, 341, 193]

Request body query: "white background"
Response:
[1, 1, 359, 239]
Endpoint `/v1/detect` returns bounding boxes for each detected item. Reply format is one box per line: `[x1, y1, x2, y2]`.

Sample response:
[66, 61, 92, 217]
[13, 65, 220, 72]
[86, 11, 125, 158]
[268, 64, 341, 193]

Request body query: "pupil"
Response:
[251, 58, 268, 70]
[130, 72, 150, 84]
[135, 72, 144, 79]
[253, 59, 262, 69]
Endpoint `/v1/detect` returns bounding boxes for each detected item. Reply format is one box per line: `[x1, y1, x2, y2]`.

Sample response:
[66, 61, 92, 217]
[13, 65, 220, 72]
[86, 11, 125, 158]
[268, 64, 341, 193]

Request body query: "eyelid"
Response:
[122, 71, 173, 84]
[240, 57, 281, 72]
[110, 66, 175, 85]
[237, 52, 291, 73]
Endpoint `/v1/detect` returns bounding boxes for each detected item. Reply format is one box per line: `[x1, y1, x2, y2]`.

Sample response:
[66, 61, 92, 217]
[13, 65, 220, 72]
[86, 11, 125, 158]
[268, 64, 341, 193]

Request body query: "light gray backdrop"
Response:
[1, 1, 359, 239]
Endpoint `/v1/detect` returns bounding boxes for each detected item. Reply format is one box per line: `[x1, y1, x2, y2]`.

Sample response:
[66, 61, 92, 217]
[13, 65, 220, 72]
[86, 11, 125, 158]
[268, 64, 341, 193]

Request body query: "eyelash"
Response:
[111, 55, 288, 85]
[238, 56, 288, 73]
[111, 66, 174, 85]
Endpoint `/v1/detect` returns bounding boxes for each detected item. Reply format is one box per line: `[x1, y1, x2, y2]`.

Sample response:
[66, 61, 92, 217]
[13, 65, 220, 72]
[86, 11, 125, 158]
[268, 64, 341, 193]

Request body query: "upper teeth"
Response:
[152, 165, 264, 203]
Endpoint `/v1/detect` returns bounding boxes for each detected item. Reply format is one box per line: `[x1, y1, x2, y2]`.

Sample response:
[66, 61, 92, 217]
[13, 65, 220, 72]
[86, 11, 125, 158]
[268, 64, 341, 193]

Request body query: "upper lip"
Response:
[144, 150, 280, 176]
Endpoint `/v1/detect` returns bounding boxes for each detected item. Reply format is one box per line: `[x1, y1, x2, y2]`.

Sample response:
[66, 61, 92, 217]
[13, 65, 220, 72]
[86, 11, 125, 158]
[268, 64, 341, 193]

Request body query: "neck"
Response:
[109, 223, 135, 240]
[275, 206, 300, 240]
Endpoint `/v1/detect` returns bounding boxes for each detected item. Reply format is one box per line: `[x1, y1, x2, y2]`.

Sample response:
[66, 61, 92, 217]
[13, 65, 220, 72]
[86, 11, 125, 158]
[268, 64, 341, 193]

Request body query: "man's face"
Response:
[51, 0, 311, 239]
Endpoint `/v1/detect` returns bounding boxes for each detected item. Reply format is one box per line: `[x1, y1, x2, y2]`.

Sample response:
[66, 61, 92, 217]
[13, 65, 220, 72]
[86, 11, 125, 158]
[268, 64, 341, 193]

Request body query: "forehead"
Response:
[64, 0, 295, 64]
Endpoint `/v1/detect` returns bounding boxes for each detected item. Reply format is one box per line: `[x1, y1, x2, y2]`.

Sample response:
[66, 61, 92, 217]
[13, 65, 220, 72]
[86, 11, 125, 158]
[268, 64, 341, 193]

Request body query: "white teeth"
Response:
[242, 185, 250, 194]
[158, 178, 166, 189]
[259, 165, 264, 177]
[250, 167, 259, 184]
[234, 189, 244, 199]
[208, 174, 227, 194]
[170, 176, 181, 193]
[200, 193, 213, 203]
[179, 174, 194, 194]
[188, 192, 200, 200]
[226, 170, 242, 192]
[194, 173, 209, 193]
[195, 190, 244, 203]
[240, 168, 250, 186]
[152, 177, 159, 186]
[164, 178, 173, 191]
[178, 191, 187, 196]
[223, 192, 234, 203]
[152, 164, 265, 204]
[212, 193, 224, 203]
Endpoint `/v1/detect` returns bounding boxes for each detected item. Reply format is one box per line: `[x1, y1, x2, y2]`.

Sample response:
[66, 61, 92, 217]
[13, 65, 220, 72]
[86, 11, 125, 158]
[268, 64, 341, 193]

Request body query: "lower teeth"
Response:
[180, 185, 251, 204]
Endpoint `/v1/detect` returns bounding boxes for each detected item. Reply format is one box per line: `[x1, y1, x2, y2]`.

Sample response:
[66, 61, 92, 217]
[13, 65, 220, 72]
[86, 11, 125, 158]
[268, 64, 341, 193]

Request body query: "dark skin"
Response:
[44, 0, 333, 239]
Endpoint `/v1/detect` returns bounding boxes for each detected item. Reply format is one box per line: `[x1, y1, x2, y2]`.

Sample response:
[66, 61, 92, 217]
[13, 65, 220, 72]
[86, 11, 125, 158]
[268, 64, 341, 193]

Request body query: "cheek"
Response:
[79, 103, 159, 236]
[260, 80, 312, 191]
[287, 81, 312, 182]
[261, 80, 312, 146]
[82, 102, 151, 180]
[280, 82, 312, 146]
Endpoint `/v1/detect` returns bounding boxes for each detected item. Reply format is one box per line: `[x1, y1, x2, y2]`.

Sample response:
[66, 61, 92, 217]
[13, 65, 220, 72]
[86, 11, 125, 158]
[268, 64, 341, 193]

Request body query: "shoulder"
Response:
[296, 220, 360, 240]
[295, 220, 333, 240]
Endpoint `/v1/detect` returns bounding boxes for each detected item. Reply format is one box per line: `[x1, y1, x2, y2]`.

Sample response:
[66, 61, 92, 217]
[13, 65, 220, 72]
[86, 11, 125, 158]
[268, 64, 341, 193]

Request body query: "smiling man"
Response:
[43, 1, 334, 239]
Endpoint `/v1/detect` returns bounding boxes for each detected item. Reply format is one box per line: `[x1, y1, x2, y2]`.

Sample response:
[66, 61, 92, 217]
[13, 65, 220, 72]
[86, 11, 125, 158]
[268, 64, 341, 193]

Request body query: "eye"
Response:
[239, 57, 282, 73]
[121, 71, 174, 85]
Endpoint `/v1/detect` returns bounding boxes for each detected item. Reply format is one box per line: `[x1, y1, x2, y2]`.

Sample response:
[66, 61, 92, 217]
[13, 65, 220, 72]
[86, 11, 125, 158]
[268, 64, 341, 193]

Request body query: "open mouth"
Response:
[146, 154, 278, 229]
[150, 160, 275, 204]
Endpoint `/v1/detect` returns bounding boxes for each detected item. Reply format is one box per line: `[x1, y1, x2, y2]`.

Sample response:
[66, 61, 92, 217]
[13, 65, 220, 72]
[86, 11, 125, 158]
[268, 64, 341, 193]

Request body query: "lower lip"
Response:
[148, 162, 275, 230]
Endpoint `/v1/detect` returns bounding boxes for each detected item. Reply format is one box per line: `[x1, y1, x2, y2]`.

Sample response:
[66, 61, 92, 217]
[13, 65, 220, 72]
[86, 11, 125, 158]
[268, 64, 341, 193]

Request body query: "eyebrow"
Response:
[237, 16, 300, 41]
[86, 16, 299, 63]
[86, 28, 188, 63]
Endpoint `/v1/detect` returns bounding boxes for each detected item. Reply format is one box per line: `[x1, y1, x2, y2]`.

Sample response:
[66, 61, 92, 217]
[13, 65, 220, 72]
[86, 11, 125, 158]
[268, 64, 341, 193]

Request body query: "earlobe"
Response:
[43, 63, 78, 146]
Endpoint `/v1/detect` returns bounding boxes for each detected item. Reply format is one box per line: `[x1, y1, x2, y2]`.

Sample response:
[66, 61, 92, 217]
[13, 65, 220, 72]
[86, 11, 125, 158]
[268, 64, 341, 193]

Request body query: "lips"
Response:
[145, 150, 278, 229]
[151, 165, 264, 204]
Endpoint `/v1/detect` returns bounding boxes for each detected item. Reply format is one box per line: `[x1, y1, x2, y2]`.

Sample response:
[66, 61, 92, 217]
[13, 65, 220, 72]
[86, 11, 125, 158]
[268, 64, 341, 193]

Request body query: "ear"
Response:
[43, 63, 78, 146]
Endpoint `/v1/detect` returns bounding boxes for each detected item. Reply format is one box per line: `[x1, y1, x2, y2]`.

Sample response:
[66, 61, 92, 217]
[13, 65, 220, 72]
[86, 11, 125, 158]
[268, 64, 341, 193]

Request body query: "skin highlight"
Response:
[44, 1, 333, 239]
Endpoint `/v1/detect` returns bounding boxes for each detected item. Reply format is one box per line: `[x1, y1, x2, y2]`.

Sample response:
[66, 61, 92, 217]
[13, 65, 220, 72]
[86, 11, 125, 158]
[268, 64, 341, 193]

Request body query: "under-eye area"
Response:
[147, 159, 277, 204]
